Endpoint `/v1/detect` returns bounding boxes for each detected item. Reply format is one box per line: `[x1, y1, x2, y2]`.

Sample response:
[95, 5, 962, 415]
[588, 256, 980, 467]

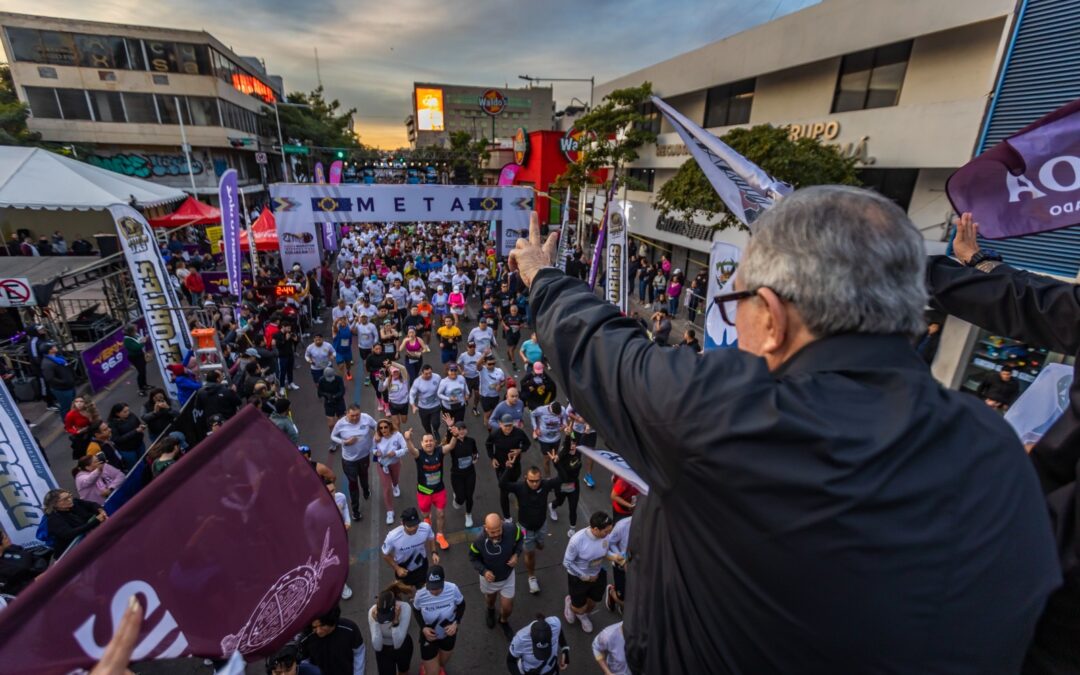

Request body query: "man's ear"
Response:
[755, 287, 789, 357]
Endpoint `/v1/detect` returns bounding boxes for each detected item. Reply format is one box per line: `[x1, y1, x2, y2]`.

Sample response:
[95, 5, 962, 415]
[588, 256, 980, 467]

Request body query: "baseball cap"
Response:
[375, 593, 395, 622]
[245, 348, 260, 357]
[166, 363, 186, 376]
[298, 445, 311, 455]
[499, 413, 514, 425]
[466, 340, 476, 346]
[532, 362, 545, 374]
[530, 619, 553, 663]
[447, 363, 459, 372]
[426, 565, 445, 592]
[401, 507, 421, 526]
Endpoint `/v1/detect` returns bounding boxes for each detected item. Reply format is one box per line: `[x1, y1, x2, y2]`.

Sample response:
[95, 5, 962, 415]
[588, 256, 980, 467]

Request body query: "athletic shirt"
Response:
[404, 338, 424, 358]
[385, 376, 410, 405]
[433, 292, 449, 310]
[449, 292, 465, 310]
[410, 375, 442, 409]
[415, 447, 445, 495]
[608, 516, 632, 558]
[592, 622, 630, 675]
[510, 618, 562, 674]
[437, 325, 461, 349]
[563, 527, 611, 579]
[479, 366, 506, 398]
[532, 405, 566, 444]
[555, 449, 584, 492]
[566, 403, 591, 435]
[437, 376, 469, 408]
[503, 314, 523, 336]
[374, 432, 407, 468]
[381, 522, 434, 571]
[354, 322, 379, 349]
[412, 581, 464, 639]
[450, 436, 478, 473]
[456, 351, 483, 379]
[468, 326, 495, 353]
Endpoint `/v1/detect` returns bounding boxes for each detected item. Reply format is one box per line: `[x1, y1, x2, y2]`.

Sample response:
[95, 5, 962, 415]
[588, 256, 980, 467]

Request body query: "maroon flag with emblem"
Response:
[0, 406, 348, 674]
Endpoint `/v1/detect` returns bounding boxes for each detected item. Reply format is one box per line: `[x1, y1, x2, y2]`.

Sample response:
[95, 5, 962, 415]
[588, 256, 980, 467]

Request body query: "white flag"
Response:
[704, 241, 742, 350]
[1004, 363, 1074, 445]
[650, 95, 791, 228]
[577, 446, 649, 495]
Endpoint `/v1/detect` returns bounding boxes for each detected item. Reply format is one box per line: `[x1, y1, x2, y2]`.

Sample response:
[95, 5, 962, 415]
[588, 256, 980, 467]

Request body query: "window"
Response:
[37, 66, 58, 79]
[832, 41, 912, 113]
[55, 88, 91, 120]
[125, 38, 145, 71]
[23, 86, 61, 119]
[704, 79, 755, 128]
[857, 168, 919, 210]
[122, 92, 158, 123]
[637, 101, 660, 135]
[88, 90, 125, 122]
[39, 31, 78, 66]
[155, 94, 184, 124]
[6, 28, 44, 63]
[98, 71, 117, 82]
[188, 96, 220, 126]
[152, 74, 170, 85]
[626, 168, 655, 192]
[75, 34, 127, 69]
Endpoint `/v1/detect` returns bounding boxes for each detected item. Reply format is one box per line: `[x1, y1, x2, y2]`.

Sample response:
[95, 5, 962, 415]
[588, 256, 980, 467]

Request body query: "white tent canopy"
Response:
[0, 146, 187, 211]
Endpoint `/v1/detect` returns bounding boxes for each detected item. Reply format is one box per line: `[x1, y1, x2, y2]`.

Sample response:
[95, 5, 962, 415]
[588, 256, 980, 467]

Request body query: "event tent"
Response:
[148, 196, 220, 228]
[0, 146, 186, 210]
[240, 209, 278, 251]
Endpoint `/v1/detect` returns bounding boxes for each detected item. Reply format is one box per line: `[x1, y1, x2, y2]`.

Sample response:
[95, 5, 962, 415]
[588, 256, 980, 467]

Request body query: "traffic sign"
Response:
[255, 152, 268, 165]
[0, 278, 35, 307]
[282, 144, 310, 156]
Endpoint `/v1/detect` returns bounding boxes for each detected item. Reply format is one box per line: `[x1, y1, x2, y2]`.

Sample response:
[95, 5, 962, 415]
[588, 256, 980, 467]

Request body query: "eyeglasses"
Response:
[712, 289, 759, 327]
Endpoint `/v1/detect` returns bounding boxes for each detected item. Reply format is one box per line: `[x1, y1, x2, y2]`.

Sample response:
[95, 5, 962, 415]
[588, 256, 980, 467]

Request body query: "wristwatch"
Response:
[963, 248, 1003, 273]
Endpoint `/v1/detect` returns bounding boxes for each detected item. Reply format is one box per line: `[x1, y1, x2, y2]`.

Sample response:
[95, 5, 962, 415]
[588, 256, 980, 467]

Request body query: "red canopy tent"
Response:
[241, 209, 278, 251]
[148, 196, 221, 228]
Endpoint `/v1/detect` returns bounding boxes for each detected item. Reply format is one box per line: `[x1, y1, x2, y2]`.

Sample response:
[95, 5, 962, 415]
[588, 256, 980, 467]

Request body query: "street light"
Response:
[518, 74, 595, 109]
[272, 99, 312, 183]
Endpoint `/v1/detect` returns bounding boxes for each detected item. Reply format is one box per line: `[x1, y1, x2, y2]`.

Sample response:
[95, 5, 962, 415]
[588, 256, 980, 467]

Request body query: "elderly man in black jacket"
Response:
[927, 212, 1079, 674]
[508, 186, 1059, 674]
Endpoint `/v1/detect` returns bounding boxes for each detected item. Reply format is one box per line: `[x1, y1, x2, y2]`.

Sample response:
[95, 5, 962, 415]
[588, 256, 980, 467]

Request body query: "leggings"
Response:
[496, 466, 521, 518]
[451, 470, 476, 513]
[443, 404, 466, 423]
[551, 487, 580, 527]
[613, 563, 626, 600]
[342, 456, 371, 514]
[418, 407, 441, 436]
[379, 461, 402, 512]
[376, 634, 414, 675]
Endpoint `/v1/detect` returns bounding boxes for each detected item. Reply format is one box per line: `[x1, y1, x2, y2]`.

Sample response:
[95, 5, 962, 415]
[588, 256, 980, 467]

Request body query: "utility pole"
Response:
[175, 96, 199, 195]
[314, 47, 323, 89]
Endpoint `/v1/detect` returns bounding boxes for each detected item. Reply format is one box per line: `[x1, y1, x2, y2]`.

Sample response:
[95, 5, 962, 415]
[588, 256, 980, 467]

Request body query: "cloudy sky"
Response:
[2, 0, 818, 148]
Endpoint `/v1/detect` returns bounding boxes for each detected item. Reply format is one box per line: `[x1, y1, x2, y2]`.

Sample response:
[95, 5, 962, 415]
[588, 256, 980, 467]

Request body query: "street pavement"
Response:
[37, 296, 626, 674]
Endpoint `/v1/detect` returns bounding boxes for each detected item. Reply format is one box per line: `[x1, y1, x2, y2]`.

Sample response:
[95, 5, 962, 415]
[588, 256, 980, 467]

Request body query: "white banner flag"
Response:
[109, 205, 192, 397]
[577, 446, 649, 496]
[651, 95, 791, 228]
[704, 241, 742, 350]
[605, 203, 628, 313]
[1004, 363, 1074, 445]
[0, 378, 59, 545]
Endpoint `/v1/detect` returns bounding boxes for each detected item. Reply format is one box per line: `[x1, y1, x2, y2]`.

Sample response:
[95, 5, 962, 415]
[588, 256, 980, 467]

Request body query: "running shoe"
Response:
[548, 504, 558, 522]
[563, 595, 576, 624]
[451, 499, 462, 510]
[385, 510, 395, 524]
[346, 373, 353, 381]
[436, 533, 450, 550]
[579, 612, 593, 633]
[472, 407, 480, 416]
[604, 584, 616, 613]
[464, 513, 474, 528]
[528, 576, 540, 594]
[340, 584, 353, 600]
[583, 473, 596, 488]
[392, 484, 401, 497]
[567, 527, 576, 537]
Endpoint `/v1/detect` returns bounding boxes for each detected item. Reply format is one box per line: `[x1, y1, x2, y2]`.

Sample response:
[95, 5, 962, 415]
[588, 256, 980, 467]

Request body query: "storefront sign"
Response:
[513, 127, 530, 166]
[656, 132, 874, 164]
[786, 120, 841, 141]
[560, 127, 596, 164]
[605, 207, 628, 312]
[81, 328, 130, 392]
[0, 277, 35, 307]
[479, 89, 507, 116]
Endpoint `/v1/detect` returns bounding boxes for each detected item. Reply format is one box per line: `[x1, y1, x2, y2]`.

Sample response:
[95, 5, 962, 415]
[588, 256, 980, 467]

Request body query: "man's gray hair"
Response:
[739, 185, 927, 337]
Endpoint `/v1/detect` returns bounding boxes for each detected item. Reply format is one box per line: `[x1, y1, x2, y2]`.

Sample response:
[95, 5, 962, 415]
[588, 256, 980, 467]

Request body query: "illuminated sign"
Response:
[416, 87, 445, 131]
[512, 128, 530, 166]
[274, 283, 298, 297]
[479, 89, 507, 116]
[231, 73, 277, 103]
[560, 127, 596, 164]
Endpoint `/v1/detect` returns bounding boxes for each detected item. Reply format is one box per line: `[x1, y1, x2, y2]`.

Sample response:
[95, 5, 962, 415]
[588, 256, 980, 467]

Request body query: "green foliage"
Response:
[654, 124, 862, 230]
[553, 81, 656, 190]
[448, 131, 490, 184]
[260, 86, 364, 161]
[0, 63, 41, 146]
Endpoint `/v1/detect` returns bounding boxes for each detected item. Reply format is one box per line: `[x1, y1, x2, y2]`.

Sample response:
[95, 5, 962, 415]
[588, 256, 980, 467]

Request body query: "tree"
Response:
[654, 124, 862, 230]
[447, 131, 489, 184]
[0, 64, 39, 146]
[553, 82, 656, 191]
[260, 86, 364, 162]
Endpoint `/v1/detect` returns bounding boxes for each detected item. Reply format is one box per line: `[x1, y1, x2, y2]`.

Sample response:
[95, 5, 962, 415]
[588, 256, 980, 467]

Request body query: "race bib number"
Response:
[425, 471, 442, 486]
[560, 482, 576, 493]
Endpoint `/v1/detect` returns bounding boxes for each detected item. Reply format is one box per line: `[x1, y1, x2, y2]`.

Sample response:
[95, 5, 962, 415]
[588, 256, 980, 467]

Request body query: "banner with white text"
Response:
[0, 378, 59, 546]
[606, 202, 628, 313]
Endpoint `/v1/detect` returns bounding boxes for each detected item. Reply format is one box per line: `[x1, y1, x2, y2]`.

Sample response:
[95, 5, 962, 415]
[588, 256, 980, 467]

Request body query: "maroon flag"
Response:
[947, 98, 1080, 239]
[0, 406, 348, 674]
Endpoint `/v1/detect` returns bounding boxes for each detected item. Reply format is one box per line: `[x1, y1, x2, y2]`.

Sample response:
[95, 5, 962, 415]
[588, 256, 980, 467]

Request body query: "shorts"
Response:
[466, 376, 480, 393]
[335, 352, 352, 365]
[389, 401, 409, 416]
[481, 395, 500, 412]
[401, 561, 429, 589]
[505, 332, 521, 347]
[324, 401, 346, 418]
[419, 633, 457, 660]
[417, 489, 447, 513]
[575, 431, 598, 447]
[539, 440, 560, 455]
[521, 521, 547, 552]
[567, 567, 607, 608]
[479, 573, 516, 599]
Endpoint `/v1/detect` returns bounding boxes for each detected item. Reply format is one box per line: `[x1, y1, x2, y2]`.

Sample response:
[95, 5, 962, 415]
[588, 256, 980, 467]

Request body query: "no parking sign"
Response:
[0, 277, 35, 307]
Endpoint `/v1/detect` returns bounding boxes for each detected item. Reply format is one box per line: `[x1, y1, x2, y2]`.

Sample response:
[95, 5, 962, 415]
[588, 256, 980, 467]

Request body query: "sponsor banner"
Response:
[314, 161, 325, 184]
[328, 160, 343, 185]
[202, 271, 254, 297]
[205, 226, 223, 255]
[0, 277, 36, 307]
[556, 188, 573, 271]
[0, 378, 59, 546]
[81, 327, 130, 392]
[605, 203, 628, 312]
[109, 205, 192, 398]
[651, 95, 791, 228]
[219, 169, 242, 302]
[948, 98, 1080, 239]
[1004, 363, 1074, 445]
[704, 241, 742, 350]
[322, 222, 338, 253]
[0, 407, 348, 672]
[588, 182, 617, 289]
[497, 163, 521, 186]
[577, 446, 649, 496]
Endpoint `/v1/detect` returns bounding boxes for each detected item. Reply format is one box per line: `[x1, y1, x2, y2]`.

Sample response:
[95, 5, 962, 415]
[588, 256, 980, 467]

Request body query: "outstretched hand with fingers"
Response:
[952, 212, 981, 264]
[90, 595, 143, 675]
[507, 211, 559, 288]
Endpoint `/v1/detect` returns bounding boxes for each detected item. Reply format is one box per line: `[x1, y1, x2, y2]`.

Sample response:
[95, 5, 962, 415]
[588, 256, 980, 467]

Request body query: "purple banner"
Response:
[218, 169, 242, 303]
[588, 181, 618, 289]
[202, 271, 254, 297]
[948, 97, 1080, 239]
[0, 407, 349, 673]
[328, 160, 343, 185]
[81, 327, 129, 392]
[322, 222, 337, 253]
[314, 162, 325, 184]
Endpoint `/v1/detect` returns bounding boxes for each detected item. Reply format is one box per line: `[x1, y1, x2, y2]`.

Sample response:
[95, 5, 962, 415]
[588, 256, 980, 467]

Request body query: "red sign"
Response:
[479, 89, 507, 116]
[560, 126, 595, 164]
[0, 277, 34, 307]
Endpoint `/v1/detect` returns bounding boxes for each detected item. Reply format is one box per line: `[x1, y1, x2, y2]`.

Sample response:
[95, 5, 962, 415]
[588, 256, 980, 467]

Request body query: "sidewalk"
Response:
[626, 293, 705, 344]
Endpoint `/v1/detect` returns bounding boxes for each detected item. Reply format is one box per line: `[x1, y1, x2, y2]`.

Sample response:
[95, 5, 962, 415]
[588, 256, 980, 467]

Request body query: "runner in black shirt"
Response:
[549, 439, 584, 535]
[301, 604, 365, 675]
[444, 415, 479, 528]
[404, 428, 451, 551]
[486, 416, 532, 521]
[501, 305, 524, 371]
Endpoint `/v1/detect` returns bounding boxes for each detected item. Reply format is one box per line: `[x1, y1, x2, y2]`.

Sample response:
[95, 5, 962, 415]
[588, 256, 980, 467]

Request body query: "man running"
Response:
[444, 415, 479, 528]
[411, 565, 465, 675]
[456, 341, 483, 417]
[468, 513, 522, 639]
[500, 466, 563, 595]
[486, 415, 532, 523]
[404, 428, 451, 551]
[330, 404, 378, 521]
[531, 401, 566, 478]
[563, 511, 615, 633]
[501, 304, 524, 371]
[437, 364, 469, 423]
[409, 365, 443, 436]
[478, 355, 507, 428]
[381, 507, 440, 590]
[488, 387, 526, 432]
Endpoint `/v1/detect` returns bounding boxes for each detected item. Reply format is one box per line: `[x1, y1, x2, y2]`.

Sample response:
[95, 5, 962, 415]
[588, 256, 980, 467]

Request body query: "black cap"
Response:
[401, 507, 421, 526]
[530, 619, 553, 662]
[426, 565, 445, 591]
[499, 414, 514, 425]
[375, 593, 395, 622]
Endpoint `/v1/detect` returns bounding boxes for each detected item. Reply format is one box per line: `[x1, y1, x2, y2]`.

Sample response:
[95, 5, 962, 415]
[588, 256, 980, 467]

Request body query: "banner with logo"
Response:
[704, 241, 742, 350]
[314, 162, 325, 184]
[0, 378, 58, 546]
[329, 160, 343, 185]
[555, 188, 573, 271]
[109, 205, 192, 398]
[0, 407, 348, 673]
[81, 327, 130, 392]
[588, 182, 617, 289]
[219, 169, 242, 302]
[202, 271, 254, 297]
[605, 202, 628, 312]
[948, 98, 1080, 239]
[651, 95, 791, 229]
[578, 446, 649, 496]
[322, 222, 338, 253]
[205, 226, 223, 255]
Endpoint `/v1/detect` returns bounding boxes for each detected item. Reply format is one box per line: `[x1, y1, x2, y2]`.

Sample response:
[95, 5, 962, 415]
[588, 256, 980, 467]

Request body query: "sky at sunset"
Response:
[1, 0, 818, 148]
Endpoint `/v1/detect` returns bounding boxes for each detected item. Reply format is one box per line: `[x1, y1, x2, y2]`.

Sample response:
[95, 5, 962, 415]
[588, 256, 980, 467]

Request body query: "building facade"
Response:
[406, 82, 553, 148]
[0, 12, 286, 200]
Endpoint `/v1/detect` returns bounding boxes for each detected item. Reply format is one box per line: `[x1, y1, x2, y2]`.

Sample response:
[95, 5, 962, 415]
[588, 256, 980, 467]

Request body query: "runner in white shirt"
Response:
[332, 299, 354, 325]
[456, 342, 484, 417]
[478, 355, 506, 427]
[326, 480, 354, 600]
[592, 621, 629, 675]
[508, 616, 568, 675]
[605, 516, 632, 614]
[412, 565, 465, 675]
[410, 366, 443, 436]
[373, 420, 408, 523]
[468, 319, 497, 357]
[437, 365, 470, 423]
[381, 507, 439, 588]
[330, 404, 378, 520]
[408, 276, 426, 294]
[563, 511, 616, 633]
[339, 279, 361, 305]
[354, 298, 379, 320]
[531, 401, 566, 477]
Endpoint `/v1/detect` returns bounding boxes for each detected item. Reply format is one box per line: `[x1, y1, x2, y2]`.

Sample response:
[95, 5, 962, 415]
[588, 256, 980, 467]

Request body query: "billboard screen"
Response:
[416, 87, 445, 131]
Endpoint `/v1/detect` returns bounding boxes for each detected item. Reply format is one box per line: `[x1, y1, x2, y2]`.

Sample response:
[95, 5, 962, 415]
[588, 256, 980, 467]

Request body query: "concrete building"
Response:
[406, 82, 553, 148]
[0, 12, 286, 201]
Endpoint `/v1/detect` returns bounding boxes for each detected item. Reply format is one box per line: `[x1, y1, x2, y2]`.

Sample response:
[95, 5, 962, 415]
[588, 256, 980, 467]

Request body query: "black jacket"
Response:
[142, 403, 179, 439]
[927, 256, 1080, 672]
[499, 474, 562, 530]
[41, 357, 75, 390]
[195, 383, 242, 419]
[46, 498, 102, 554]
[108, 415, 144, 454]
[485, 427, 531, 467]
[530, 267, 1059, 675]
[468, 522, 523, 582]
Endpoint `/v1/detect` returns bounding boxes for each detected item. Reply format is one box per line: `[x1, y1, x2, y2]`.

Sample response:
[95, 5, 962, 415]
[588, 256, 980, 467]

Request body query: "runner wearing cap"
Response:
[444, 415, 479, 528]
[448, 286, 466, 325]
[411, 565, 465, 675]
[592, 621, 629, 675]
[409, 365, 443, 437]
[488, 388, 526, 432]
[369, 584, 414, 675]
[298, 444, 337, 486]
[508, 615, 568, 675]
[437, 364, 469, 423]
[469, 513, 522, 638]
[403, 428, 451, 551]
[531, 401, 566, 478]
[486, 415, 532, 522]
[456, 341, 483, 416]
[478, 356, 507, 428]
[522, 362, 556, 413]
[563, 511, 616, 633]
[381, 507, 439, 590]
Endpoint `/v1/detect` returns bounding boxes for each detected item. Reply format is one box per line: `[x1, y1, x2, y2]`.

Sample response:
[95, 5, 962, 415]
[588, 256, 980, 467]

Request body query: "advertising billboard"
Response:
[416, 87, 445, 131]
